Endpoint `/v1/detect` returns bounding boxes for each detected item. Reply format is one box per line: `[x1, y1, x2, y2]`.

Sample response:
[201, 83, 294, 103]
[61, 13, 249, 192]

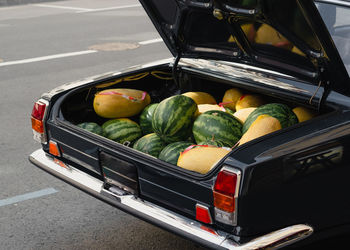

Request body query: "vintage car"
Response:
[29, 0, 350, 249]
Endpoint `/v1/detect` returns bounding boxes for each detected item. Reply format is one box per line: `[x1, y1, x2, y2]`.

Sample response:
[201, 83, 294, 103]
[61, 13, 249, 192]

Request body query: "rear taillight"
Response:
[213, 167, 241, 225]
[31, 99, 49, 143]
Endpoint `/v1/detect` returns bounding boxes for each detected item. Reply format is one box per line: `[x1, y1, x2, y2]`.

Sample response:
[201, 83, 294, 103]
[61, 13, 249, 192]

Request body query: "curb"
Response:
[0, 0, 63, 6]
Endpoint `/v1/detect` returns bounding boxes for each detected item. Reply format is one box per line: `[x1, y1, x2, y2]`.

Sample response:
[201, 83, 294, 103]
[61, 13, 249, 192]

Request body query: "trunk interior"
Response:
[57, 63, 325, 176]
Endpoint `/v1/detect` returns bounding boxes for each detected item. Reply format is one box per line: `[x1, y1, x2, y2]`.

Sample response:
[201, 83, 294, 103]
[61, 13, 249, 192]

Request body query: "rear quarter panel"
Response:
[233, 110, 350, 237]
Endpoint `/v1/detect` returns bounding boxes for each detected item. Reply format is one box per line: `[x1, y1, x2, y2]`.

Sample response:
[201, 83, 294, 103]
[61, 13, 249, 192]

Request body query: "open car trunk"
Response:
[48, 60, 334, 236]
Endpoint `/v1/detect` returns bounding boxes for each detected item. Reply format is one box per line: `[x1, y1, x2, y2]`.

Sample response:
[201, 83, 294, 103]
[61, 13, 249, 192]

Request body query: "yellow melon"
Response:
[239, 114, 281, 145]
[255, 24, 291, 49]
[291, 46, 305, 57]
[221, 88, 243, 111]
[235, 94, 264, 111]
[196, 104, 226, 116]
[292, 106, 317, 123]
[233, 107, 257, 124]
[182, 92, 216, 105]
[93, 88, 151, 118]
[177, 146, 231, 174]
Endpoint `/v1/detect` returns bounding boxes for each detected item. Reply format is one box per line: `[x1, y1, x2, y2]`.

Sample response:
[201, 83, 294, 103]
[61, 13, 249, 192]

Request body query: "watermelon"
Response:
[102, 119, 119, 130]
[103, 118, 142, 145]
[152, 95, 197, 143]
[133, 133, 166, 157]
[242, 103, 298, 134]
[158, 141, 193, 165]
[77, 122, 104, 136]
[139, 103, 158, 135]
[193, 110, 242, 147]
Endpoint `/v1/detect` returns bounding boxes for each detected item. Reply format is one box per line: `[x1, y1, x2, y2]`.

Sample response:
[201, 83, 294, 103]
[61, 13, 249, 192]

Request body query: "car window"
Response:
[316, 2, 350, 75]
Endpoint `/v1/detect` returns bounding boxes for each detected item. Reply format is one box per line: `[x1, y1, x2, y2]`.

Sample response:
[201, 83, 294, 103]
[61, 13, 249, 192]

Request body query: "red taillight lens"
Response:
[31, 102, 46, 121]
[196, 204, 212, 224]
[213, 170, 237, 213]
[214, 170, 237, 196]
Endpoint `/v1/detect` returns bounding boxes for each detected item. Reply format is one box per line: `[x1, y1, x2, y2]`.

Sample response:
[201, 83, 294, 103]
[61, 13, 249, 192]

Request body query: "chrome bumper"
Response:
[29, 149, 313, 249]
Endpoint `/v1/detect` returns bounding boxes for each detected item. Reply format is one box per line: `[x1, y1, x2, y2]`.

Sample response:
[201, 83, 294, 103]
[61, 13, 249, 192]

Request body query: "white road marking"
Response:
[34, 4, 93, 12]
[0, 38, 162, 67]
[138, 38, 163, 45]
[0, 188, 58, 207]
[0, 50, 97, 67]
[76, 4, 142, 13]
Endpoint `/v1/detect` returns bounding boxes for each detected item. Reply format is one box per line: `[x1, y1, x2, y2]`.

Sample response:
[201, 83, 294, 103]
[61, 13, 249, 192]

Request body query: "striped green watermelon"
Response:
[139, 103, 158, 135]
[158, 141, 193, 165]
[103, 118, 142, 145]
[242, 103, 298, 134]
[133, 133, 166, 157]
[193, 110, 242, 147]
[152, 95, 197, 143]
[101, 119, 119, 130]
[77, 122, 104, 136]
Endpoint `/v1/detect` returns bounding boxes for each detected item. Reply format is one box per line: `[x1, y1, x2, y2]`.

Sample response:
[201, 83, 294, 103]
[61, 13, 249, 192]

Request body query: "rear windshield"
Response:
[316, 1, 350, 75]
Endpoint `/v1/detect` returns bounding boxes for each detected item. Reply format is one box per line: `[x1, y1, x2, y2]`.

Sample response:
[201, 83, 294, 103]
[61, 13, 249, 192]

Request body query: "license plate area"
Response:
[100, 151, 138, 195]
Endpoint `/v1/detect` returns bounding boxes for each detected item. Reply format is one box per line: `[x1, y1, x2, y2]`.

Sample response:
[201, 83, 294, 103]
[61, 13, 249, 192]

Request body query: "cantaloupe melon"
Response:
[93, 89, 151, 118]
[239, 114, 281, 145]
[221, 88, 243, 111]
[177, 146, 231, 174]
[197, 104, 226, 116]
[292, 106, 317, 123]
[235, 94, 264, 111]
[182, 92, 216, 105]
[233, 107, 257, 124]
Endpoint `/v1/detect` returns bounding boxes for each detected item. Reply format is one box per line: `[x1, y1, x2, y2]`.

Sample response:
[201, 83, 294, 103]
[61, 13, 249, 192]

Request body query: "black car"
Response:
[29, 0, 350, 249]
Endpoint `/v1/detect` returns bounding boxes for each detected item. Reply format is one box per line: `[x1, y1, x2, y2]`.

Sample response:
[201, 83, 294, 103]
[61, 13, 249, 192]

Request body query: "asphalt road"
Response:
[0, 1, 205, 249]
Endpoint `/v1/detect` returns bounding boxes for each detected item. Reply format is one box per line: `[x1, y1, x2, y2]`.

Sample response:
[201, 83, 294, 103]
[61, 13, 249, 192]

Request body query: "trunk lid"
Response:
[139, 0, 350, 96]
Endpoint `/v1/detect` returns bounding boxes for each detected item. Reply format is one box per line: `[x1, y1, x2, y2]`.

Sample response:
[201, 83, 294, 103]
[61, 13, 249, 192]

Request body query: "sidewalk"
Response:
[0, 0, 62, 6]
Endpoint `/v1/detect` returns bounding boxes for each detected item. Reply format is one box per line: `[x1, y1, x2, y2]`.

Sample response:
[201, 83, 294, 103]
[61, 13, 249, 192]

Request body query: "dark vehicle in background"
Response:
[29, 0, 350, 249]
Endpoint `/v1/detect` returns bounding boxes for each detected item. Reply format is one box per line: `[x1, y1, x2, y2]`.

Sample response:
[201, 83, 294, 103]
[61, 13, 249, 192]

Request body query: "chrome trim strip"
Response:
[316, 0, 350, 7]
[41, 58, 174, 100]
[179, 58, 312, 94]
[56, 139, 98, 161]
[62, 153, 99, 174]
[103, 166, 137, 183]
[29, 149, 314, 250]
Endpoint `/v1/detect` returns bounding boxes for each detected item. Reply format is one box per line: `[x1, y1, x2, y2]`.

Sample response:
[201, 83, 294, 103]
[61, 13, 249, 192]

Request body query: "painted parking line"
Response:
[139, 38, 163, 45]
[33, 4, 142, 13]
[0, 50, 97, 67]
[0, 38, 162, 67]
[0, 188, 58, 207]
[34, 4, 93, 12]
[76, 4, 142, 13]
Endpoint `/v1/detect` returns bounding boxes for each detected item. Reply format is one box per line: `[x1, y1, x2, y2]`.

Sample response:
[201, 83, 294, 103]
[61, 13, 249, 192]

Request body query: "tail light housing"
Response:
[31, 99, 49, 144]
[213, 167, 241, 225]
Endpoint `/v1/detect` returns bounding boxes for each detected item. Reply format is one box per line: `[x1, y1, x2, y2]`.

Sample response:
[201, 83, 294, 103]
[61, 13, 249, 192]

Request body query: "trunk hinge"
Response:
[172, 52, 182, 91]
[310, 63, 331, 113]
